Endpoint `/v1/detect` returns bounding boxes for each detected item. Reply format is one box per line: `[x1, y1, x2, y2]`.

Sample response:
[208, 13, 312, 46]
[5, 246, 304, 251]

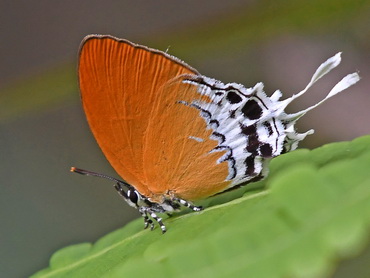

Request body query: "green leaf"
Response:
[31, 136, 370, 278]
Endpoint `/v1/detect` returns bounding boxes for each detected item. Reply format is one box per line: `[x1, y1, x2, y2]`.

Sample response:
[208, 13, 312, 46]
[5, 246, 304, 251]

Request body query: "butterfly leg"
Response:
[140, 209, 154, 230]
[172, 197, 203, 212]
[149, 210, 166, 233]
[139, 207, 166, 233]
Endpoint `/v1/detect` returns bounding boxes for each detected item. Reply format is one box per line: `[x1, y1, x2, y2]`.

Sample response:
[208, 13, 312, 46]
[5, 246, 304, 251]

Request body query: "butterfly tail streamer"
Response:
[286, 72, 360, 122]
[280, 52, 360, 123]
[274, 53, 360, 152]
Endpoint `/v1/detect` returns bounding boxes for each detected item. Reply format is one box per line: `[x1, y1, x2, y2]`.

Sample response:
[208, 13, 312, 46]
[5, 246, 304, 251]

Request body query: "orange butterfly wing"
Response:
[78, 36, 199, 198]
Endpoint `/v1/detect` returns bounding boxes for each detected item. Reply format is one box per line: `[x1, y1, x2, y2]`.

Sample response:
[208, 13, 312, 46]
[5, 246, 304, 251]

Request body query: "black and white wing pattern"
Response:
[179, 53, 360, 191]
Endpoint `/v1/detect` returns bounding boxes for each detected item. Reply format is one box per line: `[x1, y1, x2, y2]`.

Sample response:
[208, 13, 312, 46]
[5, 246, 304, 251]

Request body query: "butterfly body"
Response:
[75, 35, 359, 232]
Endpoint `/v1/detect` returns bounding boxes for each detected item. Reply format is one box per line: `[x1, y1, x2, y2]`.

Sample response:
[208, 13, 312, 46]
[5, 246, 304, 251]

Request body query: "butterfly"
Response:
[72, 34, 360, 233]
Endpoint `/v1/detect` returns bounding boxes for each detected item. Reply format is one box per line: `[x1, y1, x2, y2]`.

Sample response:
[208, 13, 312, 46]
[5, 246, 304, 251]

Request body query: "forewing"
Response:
[78, 36, 197, 195]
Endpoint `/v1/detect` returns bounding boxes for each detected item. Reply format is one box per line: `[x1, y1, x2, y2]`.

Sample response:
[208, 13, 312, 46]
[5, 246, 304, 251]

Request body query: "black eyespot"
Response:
[128, 189, 138, 204]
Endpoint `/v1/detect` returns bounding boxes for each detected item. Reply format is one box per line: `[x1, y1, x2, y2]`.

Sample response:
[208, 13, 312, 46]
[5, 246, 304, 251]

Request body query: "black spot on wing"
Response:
[242, 99, 262, 120]
[229, 109, 237, 119]
[246, 134, 260, 154]
[263, 122, 273, 136]
[239, 123, 261, 154]
[260, 143, 273, 157]
[244, 156, 255, 176]
[226, 91, 242, 104]
[239, 123, 256, 135]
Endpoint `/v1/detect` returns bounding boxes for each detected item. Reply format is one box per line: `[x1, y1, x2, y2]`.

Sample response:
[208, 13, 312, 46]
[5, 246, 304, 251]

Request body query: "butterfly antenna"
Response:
[70, 167, 130, 188]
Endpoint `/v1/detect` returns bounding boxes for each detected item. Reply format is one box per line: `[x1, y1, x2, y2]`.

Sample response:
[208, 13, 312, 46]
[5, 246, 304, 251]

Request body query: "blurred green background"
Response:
[1, 1, 369, 277]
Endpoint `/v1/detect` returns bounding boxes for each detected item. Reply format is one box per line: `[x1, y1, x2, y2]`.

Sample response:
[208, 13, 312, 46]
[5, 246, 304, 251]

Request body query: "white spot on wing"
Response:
[189, 136, 204, 142]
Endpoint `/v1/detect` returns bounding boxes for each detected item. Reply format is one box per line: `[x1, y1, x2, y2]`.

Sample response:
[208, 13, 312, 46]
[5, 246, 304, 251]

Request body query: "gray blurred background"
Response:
[1, 1, 369, 277]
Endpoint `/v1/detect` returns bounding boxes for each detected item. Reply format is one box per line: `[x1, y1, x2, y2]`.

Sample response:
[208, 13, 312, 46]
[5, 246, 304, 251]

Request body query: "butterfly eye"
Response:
[128, 189, 139, 204]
